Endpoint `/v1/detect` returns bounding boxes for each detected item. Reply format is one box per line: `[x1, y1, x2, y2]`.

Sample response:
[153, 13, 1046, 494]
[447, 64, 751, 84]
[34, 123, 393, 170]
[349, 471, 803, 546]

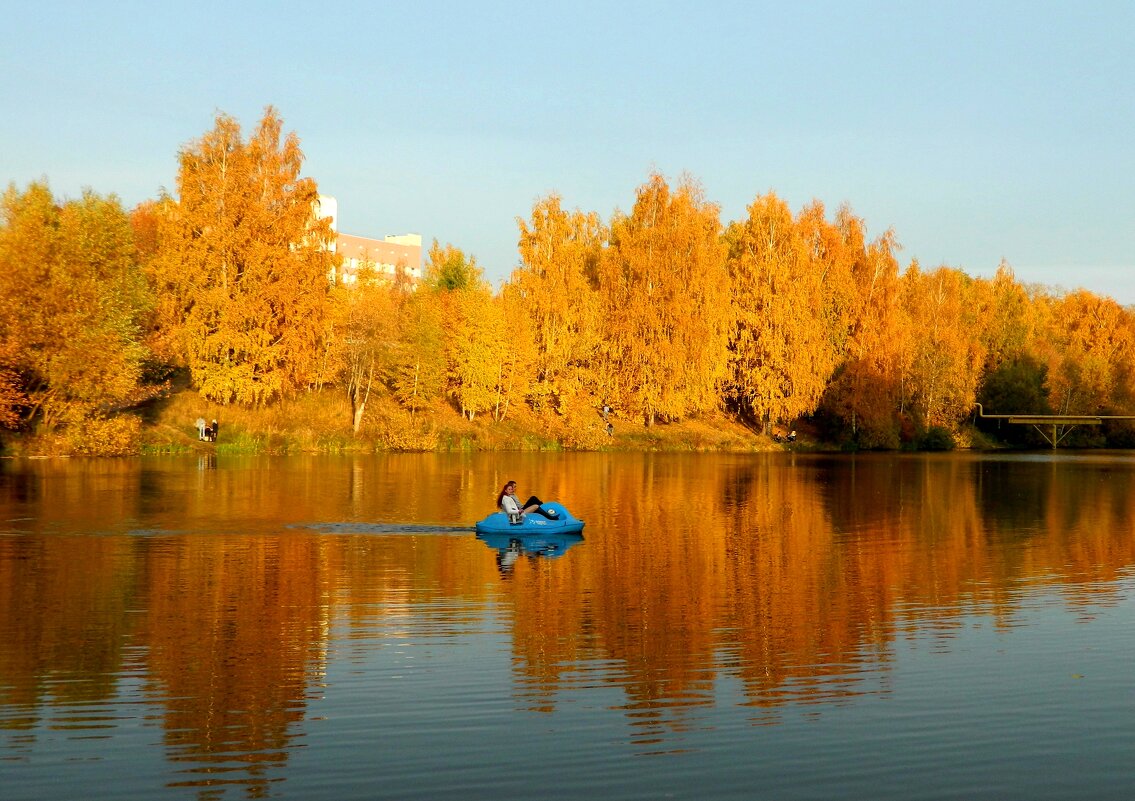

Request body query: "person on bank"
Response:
[497, 480, 558, 521]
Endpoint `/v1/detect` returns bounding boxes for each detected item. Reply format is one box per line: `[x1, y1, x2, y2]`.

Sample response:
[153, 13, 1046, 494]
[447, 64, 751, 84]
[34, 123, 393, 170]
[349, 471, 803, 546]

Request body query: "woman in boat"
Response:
[497, 480, 558, 520]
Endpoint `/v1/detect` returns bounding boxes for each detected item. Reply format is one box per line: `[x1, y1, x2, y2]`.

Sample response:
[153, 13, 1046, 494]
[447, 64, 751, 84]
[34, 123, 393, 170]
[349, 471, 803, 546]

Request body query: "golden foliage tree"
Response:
[0, 182, 151, 447]
[902, 265, 987, 428]
[1039, 290, 1135, 414]
[598, 173, 730, 426]
[325, 271, 401, 432]
[423, 240, 483, 292]
[446, 286, 504, 421]
[513, 194, 605, 414]
[421, 242, 513, 421]
[391, 290, 446, 419]
[822, 216, 911, 446]
[150, 107, 334, 406]
[724, 195, 852, 429]
[978, 261, 1037, 372]
[494, 282, 538, 422]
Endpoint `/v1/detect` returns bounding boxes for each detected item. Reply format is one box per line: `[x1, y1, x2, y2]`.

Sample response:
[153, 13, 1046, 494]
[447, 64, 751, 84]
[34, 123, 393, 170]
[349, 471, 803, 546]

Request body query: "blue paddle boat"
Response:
[474, 501, 585, 535]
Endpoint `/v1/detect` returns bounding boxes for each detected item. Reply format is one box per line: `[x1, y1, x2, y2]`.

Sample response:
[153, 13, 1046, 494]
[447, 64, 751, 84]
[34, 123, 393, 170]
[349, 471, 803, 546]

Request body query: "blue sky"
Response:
[4, 1, 1133, 300]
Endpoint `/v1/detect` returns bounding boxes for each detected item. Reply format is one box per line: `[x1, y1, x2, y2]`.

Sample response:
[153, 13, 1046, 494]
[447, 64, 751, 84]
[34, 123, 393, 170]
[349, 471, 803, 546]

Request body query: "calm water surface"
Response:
[1, 452, 1133, 800]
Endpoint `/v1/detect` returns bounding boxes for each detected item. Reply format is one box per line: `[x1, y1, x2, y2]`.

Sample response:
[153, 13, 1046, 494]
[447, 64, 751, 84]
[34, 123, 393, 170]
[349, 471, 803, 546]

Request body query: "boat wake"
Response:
[291, 522, 473, 535]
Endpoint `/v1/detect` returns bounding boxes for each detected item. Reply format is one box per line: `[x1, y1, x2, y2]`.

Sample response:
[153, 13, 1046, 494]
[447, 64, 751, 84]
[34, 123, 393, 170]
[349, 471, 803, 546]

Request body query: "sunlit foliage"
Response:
[150, 107, 334, 406]
[421, 242, 515, 421]
[391, 291, 446, 419]
[901, 265, 987, 428]
[513, 194, 605, 415]
[1040, 290, 1135, 414]
[6, 106, 1135, 453]
[0, 182, 151, 447]
[820, 218, 909, 447]
[724, 195, 852, 429]
[597, 174, 730, 426]
[326, 271, 401, 432]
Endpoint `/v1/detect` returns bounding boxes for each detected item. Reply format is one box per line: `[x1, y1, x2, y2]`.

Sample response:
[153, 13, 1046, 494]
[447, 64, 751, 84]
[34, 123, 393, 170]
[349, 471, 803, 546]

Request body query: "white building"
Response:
[316, 196, 423, 285]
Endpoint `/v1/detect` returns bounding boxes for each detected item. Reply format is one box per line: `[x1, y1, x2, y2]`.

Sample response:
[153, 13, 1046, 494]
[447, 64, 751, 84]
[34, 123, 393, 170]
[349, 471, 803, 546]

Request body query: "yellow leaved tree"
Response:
[150, 107, 334, 406]
[513, 194, 604, 416]
[422, 242, 514, 421]
[724, 194, 852, 430]
[325, 271, 401, 432]
[821, 215, 911, 447]
[901, 265, 987, 429]
[0, 182, 151, 450]
[1040, 290, 1135, 415]
[597, 173, 730, 426]
[391, 289, 447, 420]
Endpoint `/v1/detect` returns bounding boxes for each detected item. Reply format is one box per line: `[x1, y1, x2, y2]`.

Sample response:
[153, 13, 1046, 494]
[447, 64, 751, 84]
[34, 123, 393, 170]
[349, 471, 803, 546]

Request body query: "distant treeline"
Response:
[3, 106, 1134, 454]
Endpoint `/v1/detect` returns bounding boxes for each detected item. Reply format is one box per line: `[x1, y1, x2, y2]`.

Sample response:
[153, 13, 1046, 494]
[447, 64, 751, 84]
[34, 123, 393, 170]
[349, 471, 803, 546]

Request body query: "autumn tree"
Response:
[391, 290, 446, 419]
[493, 282, 538, 422]
[324, 270, 401, 432]
[901, 265, 987, 429]
[821, 215, 911, 447]
[513, 194, 604, 415]
[0, 182, 151, 449]
[977, 261, 1037, 373]
[128, 199, 175, 364]
[448, 288, 511, 421]
[597, 173, 730, 426]
[420, 242, 514, 421]
[1040, 290, 1135, 415]
[724, 195, 851, 430]
[149, 107, 334, 406]
[423, 240, 483, 292]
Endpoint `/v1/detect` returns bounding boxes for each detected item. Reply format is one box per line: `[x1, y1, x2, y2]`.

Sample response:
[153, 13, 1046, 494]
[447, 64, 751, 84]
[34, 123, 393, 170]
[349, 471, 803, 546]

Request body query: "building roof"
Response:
[336, 233, 421, 272]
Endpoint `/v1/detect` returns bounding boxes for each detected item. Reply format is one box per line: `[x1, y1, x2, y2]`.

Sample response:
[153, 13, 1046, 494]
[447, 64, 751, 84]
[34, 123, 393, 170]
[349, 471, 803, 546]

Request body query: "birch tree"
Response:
[1041, 290, 1135, 414]
[513, 194, 604, 413]
[819, 210, 911, 445]
[151, 107, 334, 406]
[902, 266, 986, 428]
[598, 173, 730, 426]
[0, 182, 151, 438]
[724, 195, 850, 429]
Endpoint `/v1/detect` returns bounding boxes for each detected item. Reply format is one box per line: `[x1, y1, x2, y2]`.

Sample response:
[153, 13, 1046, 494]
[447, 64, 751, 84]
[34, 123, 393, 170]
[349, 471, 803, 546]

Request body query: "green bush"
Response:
[918, 426, 956, 451]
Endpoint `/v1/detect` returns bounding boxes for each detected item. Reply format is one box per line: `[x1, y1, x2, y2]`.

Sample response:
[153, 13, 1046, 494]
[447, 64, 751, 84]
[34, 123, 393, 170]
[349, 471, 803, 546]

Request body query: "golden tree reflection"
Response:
[2, 453, 1134, 773]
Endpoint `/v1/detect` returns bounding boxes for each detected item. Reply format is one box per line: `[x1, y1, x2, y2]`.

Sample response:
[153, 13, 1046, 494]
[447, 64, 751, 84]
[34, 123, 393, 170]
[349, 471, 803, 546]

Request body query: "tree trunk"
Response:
[352, 401, 365, 433]
[409, 362, 420, 420]
[494, 363, 503, 422]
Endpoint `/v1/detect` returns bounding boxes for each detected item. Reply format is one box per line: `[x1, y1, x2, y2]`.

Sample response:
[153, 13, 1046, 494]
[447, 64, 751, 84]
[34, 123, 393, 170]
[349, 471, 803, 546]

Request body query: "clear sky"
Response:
[4, 1, 1133, 300]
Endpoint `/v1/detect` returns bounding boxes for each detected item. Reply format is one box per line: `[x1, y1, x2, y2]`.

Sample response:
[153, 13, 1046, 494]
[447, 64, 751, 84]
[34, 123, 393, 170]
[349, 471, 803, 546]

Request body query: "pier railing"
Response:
[974, 403, 1135, 448]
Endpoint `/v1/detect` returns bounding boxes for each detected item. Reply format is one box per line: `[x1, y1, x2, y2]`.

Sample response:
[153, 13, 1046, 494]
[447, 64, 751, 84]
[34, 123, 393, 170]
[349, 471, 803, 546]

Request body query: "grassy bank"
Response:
[116, 387, 776, 456]
[5, 384, 1008, 458]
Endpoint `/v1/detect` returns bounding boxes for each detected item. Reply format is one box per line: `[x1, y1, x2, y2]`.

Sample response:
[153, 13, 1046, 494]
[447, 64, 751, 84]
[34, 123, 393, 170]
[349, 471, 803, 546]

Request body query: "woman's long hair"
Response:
[496, 481, 516, 509]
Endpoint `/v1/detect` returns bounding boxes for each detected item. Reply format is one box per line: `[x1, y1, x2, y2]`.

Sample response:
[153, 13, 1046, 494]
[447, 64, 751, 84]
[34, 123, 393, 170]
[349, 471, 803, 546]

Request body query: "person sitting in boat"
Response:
[497, 480, 558, 522]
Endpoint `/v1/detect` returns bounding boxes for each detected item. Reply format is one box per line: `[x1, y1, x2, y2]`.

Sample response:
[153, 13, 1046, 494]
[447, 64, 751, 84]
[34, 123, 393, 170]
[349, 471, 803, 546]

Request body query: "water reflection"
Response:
[2, 452, 1134, 796]
[476, 531, 585, 576]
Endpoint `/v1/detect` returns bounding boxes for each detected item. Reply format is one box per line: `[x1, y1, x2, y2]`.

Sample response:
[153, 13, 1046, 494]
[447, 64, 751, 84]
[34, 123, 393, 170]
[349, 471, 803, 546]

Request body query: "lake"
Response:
[1, 451, 1133, 800]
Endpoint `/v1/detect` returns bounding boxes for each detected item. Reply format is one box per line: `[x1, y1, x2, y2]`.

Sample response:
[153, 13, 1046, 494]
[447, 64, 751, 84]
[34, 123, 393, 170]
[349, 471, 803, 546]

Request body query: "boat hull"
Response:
[473, 502, 585, 535]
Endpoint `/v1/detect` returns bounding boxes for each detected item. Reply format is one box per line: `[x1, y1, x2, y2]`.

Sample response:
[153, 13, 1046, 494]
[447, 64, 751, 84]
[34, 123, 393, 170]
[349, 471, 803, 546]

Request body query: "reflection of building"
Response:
[316, 195, 423, 285]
